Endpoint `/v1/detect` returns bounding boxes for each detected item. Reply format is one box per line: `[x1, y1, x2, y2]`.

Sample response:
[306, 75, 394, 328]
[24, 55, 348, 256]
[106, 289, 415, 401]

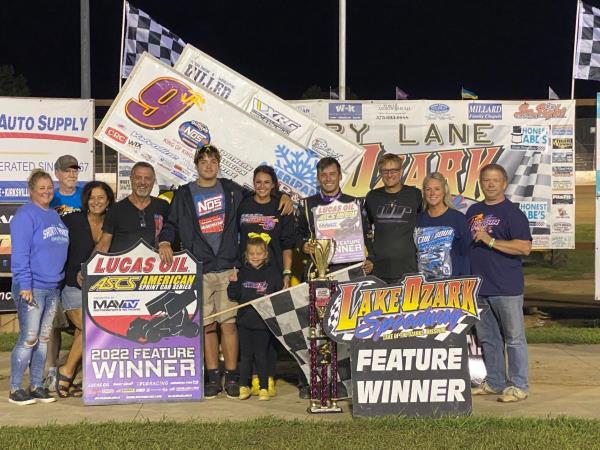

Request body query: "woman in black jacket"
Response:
[57, 181, 114, 397]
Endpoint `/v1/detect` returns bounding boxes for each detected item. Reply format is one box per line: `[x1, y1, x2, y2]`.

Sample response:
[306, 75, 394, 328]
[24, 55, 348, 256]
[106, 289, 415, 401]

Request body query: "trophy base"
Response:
[307, 401, 343, 414]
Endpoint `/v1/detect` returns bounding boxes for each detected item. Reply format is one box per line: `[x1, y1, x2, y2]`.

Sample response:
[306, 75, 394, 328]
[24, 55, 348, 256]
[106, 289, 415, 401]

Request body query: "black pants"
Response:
[239, 325, 270, 389]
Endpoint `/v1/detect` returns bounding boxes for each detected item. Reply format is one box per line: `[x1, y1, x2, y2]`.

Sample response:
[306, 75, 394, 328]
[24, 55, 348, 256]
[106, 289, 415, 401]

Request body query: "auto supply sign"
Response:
[83, 241, 203, 405]
[0, 97, 94, 203]
[292, 100, 576, 250]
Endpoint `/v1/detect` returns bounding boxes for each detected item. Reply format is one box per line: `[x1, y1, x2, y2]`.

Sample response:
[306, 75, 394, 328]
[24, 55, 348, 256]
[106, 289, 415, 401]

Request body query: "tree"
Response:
[301, 85, 360, 100]
[301, 85, 328, 99]
[0, 65, 30, 96]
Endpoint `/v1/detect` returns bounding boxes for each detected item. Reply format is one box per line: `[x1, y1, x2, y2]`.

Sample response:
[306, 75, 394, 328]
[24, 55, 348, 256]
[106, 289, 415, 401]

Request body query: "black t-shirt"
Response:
[62, 211, 95, 288]
[227, 262, 283, 329]
[365, 185, 422, 281]
[102, 197, 170, 252]
[237, 197, 296, 273]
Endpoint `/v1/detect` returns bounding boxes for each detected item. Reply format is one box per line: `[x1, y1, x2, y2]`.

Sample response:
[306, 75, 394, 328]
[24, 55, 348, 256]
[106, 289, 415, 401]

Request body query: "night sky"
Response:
[1, 0, 598, 101]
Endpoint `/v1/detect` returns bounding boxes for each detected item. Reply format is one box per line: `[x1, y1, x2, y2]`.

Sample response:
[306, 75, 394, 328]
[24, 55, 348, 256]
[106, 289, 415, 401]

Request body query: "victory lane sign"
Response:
[324, 274, 481, 418]
[83, 240, 203, 405]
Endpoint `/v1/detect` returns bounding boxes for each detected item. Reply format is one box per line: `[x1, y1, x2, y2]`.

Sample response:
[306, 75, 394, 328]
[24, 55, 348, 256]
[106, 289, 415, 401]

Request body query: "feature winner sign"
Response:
[324, 274, 481, 417]
[83, 241, 202, 405]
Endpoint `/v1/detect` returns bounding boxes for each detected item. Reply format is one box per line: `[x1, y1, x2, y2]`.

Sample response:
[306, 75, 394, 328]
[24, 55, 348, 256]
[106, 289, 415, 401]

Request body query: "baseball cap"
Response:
[55, 155, 81, 171]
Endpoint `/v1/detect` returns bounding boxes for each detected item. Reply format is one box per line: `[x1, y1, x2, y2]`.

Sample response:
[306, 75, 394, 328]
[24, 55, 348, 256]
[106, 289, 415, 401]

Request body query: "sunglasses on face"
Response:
[138, 210, 146, 229]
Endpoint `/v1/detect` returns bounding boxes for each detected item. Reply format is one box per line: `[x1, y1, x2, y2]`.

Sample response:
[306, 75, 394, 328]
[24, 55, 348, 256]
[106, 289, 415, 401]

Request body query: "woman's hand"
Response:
[283, 274, 291, 289]
[19, 290, 33, 303]
[229, 268, 238, 282]
[158, 242, 174, 265]
[278, 194, 294, 215]
[76, 271, 84, 287]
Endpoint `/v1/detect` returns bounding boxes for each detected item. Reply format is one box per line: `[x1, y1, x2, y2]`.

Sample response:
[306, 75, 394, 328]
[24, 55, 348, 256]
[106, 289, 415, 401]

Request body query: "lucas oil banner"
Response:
[95, 54, 350, 202]
[0, 97, 94, 203]
[324, 274, 481, 417]
[292, 100, 576, 250]
[173, 44, 363, 180]
[83, 241, 202, 405]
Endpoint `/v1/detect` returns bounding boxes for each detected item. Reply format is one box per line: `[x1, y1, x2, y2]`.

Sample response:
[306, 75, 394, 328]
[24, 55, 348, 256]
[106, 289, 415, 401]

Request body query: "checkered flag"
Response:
[503, 150, 552, 203]
[252, 264, 364, 397]
[574, 2, 600, 81]
[121, 2, 186, 78]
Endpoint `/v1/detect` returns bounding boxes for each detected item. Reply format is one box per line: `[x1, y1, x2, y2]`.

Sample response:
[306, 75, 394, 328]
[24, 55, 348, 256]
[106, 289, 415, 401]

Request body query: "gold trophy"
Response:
[307, 238, 342, 413]
[309, 238, 336, 281]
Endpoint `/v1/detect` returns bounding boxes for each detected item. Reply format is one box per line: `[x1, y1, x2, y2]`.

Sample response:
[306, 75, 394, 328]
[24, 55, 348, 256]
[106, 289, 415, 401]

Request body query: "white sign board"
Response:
[293, 100, 576, 250]
[174, 44, 364, 178]
[0, 97, 94, 202]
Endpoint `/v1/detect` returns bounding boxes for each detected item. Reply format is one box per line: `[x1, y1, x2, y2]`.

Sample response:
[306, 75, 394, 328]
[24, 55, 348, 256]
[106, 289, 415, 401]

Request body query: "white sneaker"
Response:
[497, 386, 528, 403]
[472, 381, 501, 396]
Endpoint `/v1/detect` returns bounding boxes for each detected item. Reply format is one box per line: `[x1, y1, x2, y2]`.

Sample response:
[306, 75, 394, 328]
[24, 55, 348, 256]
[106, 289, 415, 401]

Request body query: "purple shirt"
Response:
[466, 198, 532, 296]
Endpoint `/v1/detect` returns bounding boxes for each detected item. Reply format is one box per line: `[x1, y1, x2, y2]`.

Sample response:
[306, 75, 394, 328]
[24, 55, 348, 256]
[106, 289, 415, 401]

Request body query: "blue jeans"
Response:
[475, 295, 528, 392]
[10, 283, 59, 391]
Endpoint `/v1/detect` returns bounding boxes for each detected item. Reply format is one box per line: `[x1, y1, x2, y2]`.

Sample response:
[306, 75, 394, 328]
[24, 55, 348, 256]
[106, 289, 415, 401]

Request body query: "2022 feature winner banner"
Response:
[83, 241, 203, 405]
[173, 45, 364, 179]
[0, 97, 94, 203]
[96, 54, 333, 201]
[293, 100, 576, 250]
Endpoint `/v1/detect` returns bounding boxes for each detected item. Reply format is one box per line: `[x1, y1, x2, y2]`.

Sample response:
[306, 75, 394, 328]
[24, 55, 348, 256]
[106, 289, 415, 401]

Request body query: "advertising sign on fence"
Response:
[0, 97, 94, 203]
[293, 100, 576, 250]
[83, 241, 203, 405]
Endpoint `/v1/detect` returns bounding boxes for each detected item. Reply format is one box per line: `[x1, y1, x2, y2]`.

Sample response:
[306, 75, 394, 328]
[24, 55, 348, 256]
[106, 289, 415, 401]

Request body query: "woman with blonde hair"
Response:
[416, 172, 471, 277]
[9, 169, 69, 405]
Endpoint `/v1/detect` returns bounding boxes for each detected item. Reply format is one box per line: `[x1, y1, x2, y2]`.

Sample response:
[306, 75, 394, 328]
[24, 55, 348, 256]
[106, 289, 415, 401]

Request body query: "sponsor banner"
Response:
[173, 45, 363, 176]
[552, 152, 573, 164]
[519, 201, 549, 229]
[324, 274, 481, 417]
[0, 204, 18, 274]
[313, 200, 365, 264]
[0, 277, 15, 312]
[292, 100, 576, 250]
[83, 241, 203, 405]
[96, 55, 326, 202]
[553, 204, 573, 220]
[552, 193, 574, 204]
[552, 137, 573, 150]
[0, 98, 93, 202]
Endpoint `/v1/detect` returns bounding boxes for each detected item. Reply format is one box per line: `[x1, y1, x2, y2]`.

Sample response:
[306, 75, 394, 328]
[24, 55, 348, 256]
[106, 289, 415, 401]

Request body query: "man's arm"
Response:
[95, 232, 113, 253]
[472, 230, 532, 256]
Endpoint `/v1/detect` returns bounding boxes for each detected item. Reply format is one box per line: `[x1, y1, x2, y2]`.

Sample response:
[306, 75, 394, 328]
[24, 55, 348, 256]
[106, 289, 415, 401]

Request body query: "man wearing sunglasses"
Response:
[96, 162, 169, 253]
[364, 153, 422, 284]
[157, 144, 293, 400]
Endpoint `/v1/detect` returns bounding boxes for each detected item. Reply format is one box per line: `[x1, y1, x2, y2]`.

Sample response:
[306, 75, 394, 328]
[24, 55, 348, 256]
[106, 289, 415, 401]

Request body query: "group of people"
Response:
[9, 143, 532, 406]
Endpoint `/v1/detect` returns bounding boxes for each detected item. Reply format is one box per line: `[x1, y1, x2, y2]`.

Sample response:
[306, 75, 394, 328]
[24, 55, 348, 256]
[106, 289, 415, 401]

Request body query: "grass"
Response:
[526, 326, 600, 344]
[0, 331, 73, 352]
[0, 416, 598, 449]
[524, 224, 595, 281]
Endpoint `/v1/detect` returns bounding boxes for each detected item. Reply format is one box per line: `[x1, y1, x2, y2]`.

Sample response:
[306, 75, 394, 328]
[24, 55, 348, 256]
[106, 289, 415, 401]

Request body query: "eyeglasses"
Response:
[379, 169, 401, 176]
[138, 210, 146, 229]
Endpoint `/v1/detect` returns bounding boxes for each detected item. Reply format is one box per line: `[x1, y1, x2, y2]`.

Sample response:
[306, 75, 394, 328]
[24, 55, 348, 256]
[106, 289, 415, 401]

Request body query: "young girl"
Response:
[228, 237, 283, 401]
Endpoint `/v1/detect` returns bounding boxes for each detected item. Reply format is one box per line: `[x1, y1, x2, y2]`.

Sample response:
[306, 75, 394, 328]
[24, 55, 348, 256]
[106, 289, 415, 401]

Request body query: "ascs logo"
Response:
[328, 103, 362, 120]
[105, 127, 127, 144]
[178, 120, 211, 149]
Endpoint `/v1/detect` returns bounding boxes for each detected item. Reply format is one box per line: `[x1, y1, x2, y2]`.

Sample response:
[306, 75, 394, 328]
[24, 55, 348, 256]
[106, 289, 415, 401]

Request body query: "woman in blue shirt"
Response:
[416, 172, 471, 277]
[9, 169, 69, 405]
